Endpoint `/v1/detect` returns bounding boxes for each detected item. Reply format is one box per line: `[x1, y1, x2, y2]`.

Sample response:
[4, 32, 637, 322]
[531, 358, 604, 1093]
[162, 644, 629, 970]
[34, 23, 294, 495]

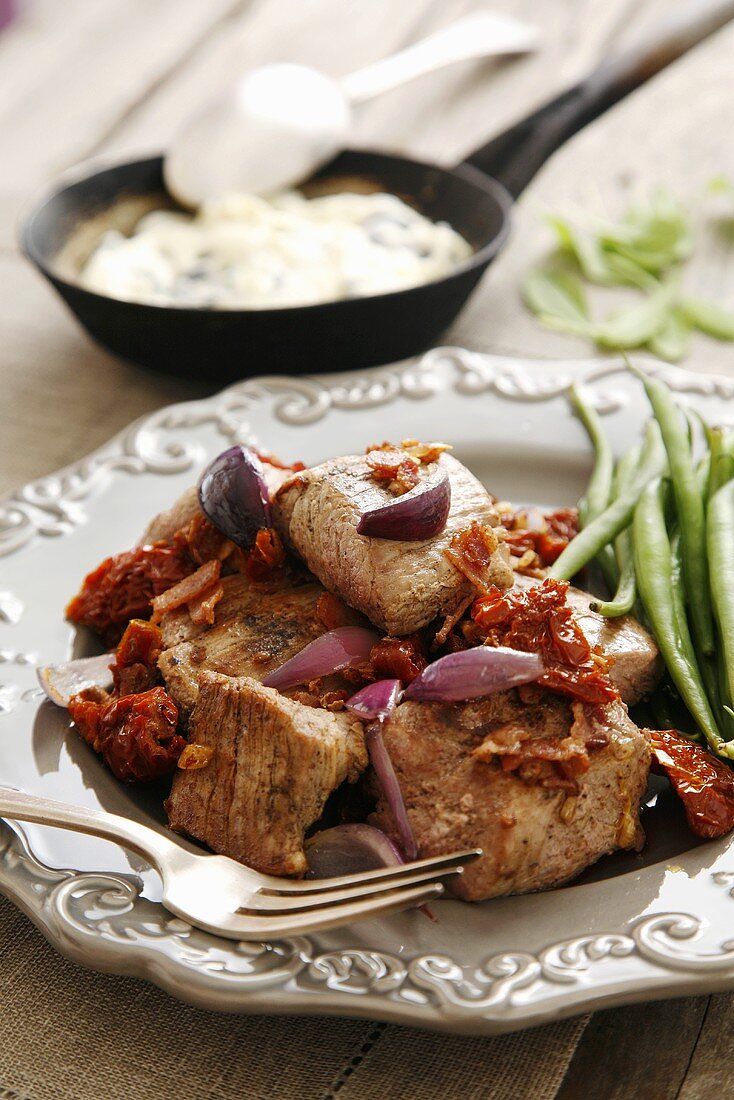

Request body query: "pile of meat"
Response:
[65, 444, 708, 902]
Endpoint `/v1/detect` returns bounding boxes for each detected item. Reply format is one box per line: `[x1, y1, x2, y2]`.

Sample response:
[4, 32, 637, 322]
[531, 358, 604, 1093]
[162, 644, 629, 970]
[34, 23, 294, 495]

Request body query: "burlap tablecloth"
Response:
[0, 893, 587, 1099]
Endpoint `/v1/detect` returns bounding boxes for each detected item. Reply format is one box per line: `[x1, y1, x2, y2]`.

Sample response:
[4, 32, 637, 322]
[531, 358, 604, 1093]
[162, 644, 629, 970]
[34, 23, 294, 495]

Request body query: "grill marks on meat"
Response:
[370, 692, 649, 900]
[157, 575, 327, 716]
[273, 453, 513, 635]
[166, 673, 367, 876]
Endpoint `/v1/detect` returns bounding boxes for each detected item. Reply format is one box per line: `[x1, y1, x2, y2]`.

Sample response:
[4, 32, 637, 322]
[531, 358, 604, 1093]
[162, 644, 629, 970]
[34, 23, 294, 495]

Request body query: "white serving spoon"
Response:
[164, 11, 540, 207]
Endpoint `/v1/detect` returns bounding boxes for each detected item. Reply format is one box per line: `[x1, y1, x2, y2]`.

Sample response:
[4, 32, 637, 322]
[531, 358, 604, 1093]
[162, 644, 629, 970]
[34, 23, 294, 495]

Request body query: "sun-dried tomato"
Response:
[112, 619, 164, 697]
[67, 544, 194, 645]
[370, 634, 427, 684]
[316, 592, 365, 630]
[69, 686, 184, 782]
[243, 527, 286, 581]
[503, 507, 579, 570]
[444, 522, 500, 592]
[472, 579, 617, 706]
[649, 728, 734, 838]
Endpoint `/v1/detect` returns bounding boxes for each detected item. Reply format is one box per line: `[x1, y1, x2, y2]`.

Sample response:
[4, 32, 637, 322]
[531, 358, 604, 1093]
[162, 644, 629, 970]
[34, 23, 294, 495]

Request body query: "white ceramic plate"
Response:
[4, 347, 734, 1035]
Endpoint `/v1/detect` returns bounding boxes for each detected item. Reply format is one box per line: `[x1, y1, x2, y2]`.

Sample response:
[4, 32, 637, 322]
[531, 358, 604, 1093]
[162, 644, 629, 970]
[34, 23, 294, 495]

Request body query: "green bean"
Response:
[671, 520, 734, 740]
[569, 383, 614, 525]
[634, 368, 714, 656]
[550, 422, 666, 582]
[708, 427, 733, 502]
[591, 445, 640, 617]
[708, 480, 734, 725]
[634, 480, 726, 755]
[594, 540, 635, 617]
[698, 453, 711, 504]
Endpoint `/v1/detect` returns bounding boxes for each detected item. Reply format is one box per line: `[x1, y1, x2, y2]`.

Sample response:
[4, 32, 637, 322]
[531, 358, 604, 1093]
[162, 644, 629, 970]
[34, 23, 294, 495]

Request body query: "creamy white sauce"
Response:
[80, 190, 472, 309]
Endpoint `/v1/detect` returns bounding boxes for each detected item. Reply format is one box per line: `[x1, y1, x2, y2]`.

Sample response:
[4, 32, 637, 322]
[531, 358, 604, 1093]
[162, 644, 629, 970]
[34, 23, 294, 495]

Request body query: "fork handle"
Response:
[0, 786, 179, 871]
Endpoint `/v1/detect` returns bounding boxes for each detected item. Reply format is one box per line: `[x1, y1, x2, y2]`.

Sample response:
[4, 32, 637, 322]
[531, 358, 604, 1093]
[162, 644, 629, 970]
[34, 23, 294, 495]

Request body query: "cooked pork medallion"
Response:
[513, 575, 662, 706]
[565, 587, 662, 705]
[166, 672, 367, 876]
[158, 574, 326, 715]
[273, 453, 513, 635]
[141, 462, 293, 546]
[62, 433, 684, 902]
[371, 692, 650, 900]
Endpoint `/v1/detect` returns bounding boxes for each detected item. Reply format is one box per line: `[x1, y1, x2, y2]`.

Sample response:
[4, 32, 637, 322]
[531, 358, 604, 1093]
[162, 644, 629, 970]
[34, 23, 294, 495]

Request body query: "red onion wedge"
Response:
[305, 824, 403, 878]
[262, 626, 379, 689]
[345, 681, 416, 859]
[404, 645, 544, 703]
[366, 722, 418, 860]
[357, 467, 451, 541]
[37, 653, 114, 707]
[198, 445, 272, 549]
[345, 678, 401, 723]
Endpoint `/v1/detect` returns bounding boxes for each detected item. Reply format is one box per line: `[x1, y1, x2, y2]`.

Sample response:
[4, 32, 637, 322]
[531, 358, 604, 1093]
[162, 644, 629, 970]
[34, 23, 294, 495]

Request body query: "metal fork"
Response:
[0, 788, 479, 940]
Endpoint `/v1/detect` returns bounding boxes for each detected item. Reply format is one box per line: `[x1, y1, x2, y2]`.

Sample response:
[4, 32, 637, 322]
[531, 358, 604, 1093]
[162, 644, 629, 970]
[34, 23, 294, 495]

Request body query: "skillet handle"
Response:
[463, 0, 734, 198]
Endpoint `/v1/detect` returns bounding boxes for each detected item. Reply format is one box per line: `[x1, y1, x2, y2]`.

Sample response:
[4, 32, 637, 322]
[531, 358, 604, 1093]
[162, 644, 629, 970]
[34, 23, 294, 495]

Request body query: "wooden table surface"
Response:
[3, 2, 734, 1096]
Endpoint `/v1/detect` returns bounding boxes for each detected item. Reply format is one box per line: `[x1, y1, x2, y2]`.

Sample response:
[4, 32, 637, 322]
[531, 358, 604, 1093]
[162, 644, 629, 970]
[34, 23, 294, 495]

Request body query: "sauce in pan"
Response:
[81, 190, 471, 310]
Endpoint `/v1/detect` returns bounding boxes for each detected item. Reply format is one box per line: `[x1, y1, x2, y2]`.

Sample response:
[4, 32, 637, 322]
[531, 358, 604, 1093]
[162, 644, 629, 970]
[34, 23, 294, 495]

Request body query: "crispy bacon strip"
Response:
[187, 581, 225, 626]
[444, 521, 499, 591]
[243, 527, 286, 581]
[176, 513, 235, 565]
[365, 448, 420, 495]
[649, 728, 734, 838]
[150, 560, 222, 623]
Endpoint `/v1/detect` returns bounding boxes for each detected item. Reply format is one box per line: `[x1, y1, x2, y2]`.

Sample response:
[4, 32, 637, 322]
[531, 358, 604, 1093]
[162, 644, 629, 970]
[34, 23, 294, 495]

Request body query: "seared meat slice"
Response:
[158, 575, 325, 715]
[371, 692, 649, 900]
[142, 486, 201, 545]
[566, 589, 661, 705]
[166, 672, 367, 875]
[513, 575, 662, 705]
[141, 464, 293, 545]
[273, 453, 513, 635]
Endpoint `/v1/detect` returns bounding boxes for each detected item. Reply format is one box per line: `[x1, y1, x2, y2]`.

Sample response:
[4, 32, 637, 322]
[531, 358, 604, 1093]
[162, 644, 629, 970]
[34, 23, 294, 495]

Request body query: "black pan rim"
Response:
[18, 150, 513, 319]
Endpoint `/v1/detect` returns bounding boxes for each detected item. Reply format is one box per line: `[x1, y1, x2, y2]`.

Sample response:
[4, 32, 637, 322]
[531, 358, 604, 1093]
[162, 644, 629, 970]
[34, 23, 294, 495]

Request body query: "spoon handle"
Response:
[340, 12, 540, 104]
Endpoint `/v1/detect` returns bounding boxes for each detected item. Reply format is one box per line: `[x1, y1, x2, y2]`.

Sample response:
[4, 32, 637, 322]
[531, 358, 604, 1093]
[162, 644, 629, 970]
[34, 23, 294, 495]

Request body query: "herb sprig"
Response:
[522, 188, 734, 362]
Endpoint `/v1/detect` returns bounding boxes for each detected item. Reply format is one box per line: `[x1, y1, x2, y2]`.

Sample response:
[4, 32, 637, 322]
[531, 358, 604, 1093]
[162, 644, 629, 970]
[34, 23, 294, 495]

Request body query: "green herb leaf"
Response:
[547, 216, 612, 284]
[604, 251, 659, 291]
[521, 268, 589, 325]
[600, 190, 693, 273]
[679, 296, 734, 341]
[594, 286, 672, 350]
[648, 308, 692, 362]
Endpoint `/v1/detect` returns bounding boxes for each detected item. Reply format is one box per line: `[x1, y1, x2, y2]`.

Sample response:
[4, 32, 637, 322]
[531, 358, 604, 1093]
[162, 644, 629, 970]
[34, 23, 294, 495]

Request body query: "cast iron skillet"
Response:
[21, 1, 734, 382]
